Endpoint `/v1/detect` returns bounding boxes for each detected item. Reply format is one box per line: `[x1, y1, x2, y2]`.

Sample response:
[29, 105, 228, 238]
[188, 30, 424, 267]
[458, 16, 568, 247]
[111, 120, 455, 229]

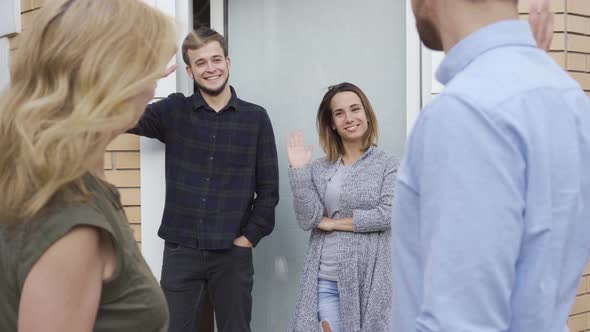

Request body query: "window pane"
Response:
[228, 1, 407, 330]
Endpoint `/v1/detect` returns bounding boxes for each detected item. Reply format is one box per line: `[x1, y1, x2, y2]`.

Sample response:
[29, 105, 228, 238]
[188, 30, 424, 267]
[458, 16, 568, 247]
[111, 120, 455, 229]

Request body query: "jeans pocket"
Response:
[232, 244, 253, 255]
[164, 241, 183, 252]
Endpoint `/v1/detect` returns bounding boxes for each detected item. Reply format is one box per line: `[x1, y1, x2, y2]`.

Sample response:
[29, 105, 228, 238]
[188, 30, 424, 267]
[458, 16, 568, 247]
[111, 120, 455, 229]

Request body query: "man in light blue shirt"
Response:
[392, 0, 590, 331]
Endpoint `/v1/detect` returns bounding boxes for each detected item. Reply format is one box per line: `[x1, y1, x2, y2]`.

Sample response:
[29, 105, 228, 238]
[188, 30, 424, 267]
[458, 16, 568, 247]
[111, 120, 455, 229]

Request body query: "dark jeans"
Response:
[160, 242, 254, 332]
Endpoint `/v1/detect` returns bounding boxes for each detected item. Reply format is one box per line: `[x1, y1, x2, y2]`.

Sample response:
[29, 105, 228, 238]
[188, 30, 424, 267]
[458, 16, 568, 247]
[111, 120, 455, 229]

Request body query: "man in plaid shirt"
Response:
[129, 27, 279, 332]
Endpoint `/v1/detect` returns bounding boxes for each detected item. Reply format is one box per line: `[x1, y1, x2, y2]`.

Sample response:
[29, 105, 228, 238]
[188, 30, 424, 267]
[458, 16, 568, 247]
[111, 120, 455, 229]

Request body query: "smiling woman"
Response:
[287, 82, 399, 332]
[317, 83, 379, 163]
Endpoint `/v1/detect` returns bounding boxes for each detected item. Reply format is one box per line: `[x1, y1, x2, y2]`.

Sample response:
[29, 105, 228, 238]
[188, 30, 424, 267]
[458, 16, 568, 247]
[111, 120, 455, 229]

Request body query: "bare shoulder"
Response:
[25, 226, 104, 283]
[19, 225, 113, 331]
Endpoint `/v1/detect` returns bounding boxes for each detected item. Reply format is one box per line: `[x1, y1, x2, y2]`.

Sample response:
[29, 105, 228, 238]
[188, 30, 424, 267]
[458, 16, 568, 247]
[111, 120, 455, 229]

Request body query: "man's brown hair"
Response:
[182, 27, 228, 66]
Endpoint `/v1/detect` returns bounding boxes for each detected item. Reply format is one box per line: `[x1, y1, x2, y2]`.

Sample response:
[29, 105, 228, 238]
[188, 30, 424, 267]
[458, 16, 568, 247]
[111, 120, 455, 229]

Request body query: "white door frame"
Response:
[405, 0, 422, 134]
[0, 0, 20, 90]
[140, 0, 193, 279]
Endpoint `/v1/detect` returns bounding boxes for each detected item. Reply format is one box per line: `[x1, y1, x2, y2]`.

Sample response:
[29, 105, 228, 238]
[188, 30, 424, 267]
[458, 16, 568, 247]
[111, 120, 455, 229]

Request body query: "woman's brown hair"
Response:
[316, 82, 379, 162]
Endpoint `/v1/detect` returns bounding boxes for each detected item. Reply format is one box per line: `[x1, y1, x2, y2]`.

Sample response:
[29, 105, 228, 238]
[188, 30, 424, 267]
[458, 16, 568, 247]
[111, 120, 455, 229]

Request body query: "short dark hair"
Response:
[181, 27, 227, 66]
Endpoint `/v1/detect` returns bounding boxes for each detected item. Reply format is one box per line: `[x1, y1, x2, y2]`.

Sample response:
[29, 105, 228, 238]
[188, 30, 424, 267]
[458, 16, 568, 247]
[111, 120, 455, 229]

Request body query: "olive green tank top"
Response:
[0, 175, 169, 331]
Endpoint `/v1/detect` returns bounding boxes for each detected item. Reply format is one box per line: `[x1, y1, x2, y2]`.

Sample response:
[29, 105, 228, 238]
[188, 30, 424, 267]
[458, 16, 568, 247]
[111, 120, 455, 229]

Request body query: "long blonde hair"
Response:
[0, 0, 176, 221]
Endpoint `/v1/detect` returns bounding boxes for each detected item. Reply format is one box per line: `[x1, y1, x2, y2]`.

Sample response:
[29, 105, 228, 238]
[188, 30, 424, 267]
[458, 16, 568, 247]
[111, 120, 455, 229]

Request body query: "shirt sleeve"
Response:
[127, 95, 179, 143]
[241, 110, 280, 246]
[414, 95, 525, 331]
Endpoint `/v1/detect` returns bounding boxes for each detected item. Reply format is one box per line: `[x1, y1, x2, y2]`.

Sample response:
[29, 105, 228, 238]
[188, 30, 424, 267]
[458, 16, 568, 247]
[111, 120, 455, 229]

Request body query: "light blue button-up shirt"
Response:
[391, 20, 590, 332]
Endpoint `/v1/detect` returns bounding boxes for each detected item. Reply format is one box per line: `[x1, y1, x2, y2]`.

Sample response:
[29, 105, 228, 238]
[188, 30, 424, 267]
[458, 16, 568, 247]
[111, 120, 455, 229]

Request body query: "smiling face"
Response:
[185, 40, 230, 97]
[330, 91, 369, 144]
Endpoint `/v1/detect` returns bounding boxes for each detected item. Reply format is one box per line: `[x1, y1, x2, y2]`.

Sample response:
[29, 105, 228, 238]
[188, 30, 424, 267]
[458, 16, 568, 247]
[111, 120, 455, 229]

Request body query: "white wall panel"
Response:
[0, 0, 20, 37]
[140, 0, 182, 280]
[0, 38, 9, 90]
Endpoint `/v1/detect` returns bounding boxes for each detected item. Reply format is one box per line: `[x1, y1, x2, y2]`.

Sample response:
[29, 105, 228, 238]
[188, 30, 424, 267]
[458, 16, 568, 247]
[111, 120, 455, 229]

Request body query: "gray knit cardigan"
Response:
[287, 146, 398, 332]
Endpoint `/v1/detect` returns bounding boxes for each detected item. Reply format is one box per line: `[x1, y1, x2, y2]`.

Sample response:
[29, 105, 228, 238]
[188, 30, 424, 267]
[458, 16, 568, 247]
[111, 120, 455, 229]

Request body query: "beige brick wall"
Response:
[105, 134, 142, 244]
[520, 1, 590, 330]
[8, 1, 143, 245]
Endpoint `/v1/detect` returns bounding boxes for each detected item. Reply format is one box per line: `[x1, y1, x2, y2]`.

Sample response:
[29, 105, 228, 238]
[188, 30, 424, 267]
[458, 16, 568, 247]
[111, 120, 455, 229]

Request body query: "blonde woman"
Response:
[287, 82, 398, 332]
[0, 0, 175, 331]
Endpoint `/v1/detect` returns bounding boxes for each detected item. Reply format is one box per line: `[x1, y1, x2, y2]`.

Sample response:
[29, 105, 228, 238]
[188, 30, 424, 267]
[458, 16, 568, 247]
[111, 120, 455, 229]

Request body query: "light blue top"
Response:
[391, 20, 590, 332]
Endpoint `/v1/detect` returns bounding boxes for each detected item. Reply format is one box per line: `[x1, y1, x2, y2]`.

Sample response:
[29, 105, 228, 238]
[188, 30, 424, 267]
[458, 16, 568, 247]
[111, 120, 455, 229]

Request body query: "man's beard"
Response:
[416, 17, 443, 51]
[196, 74, 230, 97]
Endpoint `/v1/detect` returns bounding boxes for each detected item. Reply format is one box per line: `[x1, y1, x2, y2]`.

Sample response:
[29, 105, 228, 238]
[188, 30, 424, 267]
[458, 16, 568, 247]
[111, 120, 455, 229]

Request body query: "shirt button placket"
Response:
[202, 115, 218, 229]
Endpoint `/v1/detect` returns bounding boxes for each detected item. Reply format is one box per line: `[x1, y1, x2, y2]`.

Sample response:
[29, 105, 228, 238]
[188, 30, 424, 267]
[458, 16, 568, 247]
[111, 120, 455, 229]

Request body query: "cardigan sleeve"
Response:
[352, 155, 399, 233]
[288, 161, 325, 231]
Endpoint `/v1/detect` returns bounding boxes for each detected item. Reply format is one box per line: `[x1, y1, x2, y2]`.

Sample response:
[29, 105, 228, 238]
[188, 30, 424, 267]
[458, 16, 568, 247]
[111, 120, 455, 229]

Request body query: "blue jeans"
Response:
[317, 278, 341, 332]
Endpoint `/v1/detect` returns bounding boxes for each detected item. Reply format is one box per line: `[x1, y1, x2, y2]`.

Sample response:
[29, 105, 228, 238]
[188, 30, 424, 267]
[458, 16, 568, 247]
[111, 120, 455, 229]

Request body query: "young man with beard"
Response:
[128, 27, 279, 332]
[391, 0, 590, 331]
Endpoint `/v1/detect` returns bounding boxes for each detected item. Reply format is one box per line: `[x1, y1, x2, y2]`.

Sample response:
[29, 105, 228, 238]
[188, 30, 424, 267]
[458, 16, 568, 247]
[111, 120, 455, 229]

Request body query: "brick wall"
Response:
[105, 135, 143, 246]
[519, 1, 590, 330]
[9, 0, 143, 246]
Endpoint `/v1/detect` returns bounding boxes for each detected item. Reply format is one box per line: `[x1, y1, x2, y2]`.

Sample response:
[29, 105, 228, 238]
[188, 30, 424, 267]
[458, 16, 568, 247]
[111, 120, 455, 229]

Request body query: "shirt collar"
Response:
[191, 86, 239, 112]
[436, 20, 537, 85]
